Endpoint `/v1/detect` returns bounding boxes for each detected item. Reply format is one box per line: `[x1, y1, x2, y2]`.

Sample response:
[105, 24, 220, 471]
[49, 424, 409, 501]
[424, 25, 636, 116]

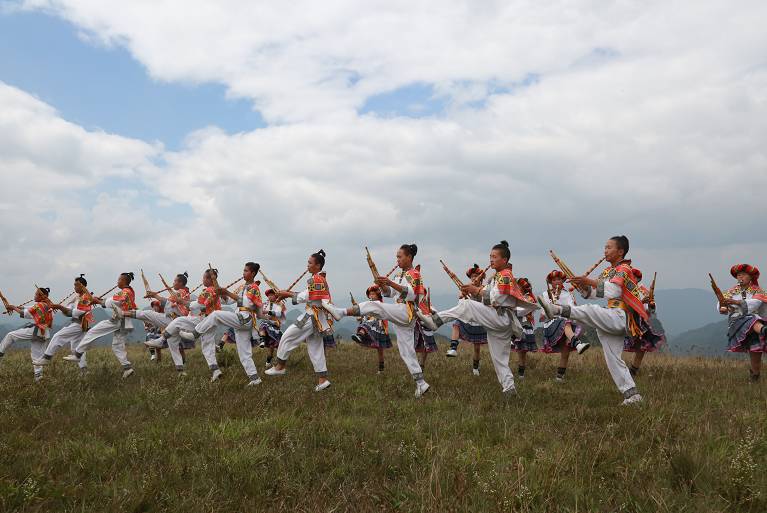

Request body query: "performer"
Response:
[538, 236, 644, 405]
[623, 268, 666, 376]
[446, 265, 488, 376]
[0, 286, 53, 381]
[144, 300, 165, 362]
[179, 262, 264, 387]
[414, 319, 437, 369]
[351, 285, 392, 374]
[34, 275, 94, 372]
[146, 269, 222, 380]
[512, 277, 538, 379]
[416, 241, 538, 396]
[125, 272, 193, 363]
[63, 273, 137, 379]
[258, 288, 286, 369]
[540, 270, 589, 382]
[324, 244, 431, 398]
[265, 250, 335, 393]
[717, 264, 767, 382]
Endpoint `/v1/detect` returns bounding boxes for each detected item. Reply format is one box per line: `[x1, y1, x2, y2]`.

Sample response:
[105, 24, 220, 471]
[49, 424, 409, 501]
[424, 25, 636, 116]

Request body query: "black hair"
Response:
[399, 243, 418, 258]
[609, 235, 630, 258]
[245, 262, 260, 274]
[38, 287, 50, 296]
[75, 274, 88, 287]
[205, 268, 219, 278]
[492, 240, 511, 260]
[176, 272, 189, 286]
[311, 249, 326, 269]
[467, 264, 481, 278]
[120, 272, 135, 283]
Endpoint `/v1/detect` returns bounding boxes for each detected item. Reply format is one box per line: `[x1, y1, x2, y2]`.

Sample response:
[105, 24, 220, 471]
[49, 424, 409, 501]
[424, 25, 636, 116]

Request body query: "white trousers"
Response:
[437, 299, 515, 390]
[135, 310, 173, 330]
[358, 301, 423, 380]
[0, 327, 46, 377]
[196, 310, 258, 379]
[45, 322, 88, 368]
[568, 304, 637, 394]
[276, 321, 328, 376]
[76, 319, 132, 369]
[165, 316, 218, 371]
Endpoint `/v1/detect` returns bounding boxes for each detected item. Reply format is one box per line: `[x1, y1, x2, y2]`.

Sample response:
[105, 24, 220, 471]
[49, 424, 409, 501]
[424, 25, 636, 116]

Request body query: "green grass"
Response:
[0, 342, 765, 512]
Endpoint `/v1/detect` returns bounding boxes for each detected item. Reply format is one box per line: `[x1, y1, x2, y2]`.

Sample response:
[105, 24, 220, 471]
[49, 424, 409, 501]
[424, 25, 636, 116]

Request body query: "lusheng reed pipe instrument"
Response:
[365, 247, 381, 280]
[158, 274, 180, 302]
[95, 285, 118, 300]
[439, 259, 465, 289]
[285, 270, 309, 292]
[648, 272, 657, 304]
[709, 273, 725, 304]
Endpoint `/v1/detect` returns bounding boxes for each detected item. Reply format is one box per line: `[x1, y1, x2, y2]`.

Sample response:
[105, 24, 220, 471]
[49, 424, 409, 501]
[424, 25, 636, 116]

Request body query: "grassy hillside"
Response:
[0, 342, 764, 512]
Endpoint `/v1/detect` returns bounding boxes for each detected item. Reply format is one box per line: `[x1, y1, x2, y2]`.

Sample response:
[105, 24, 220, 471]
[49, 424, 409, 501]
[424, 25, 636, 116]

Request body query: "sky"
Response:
[0, 0, 766, 306]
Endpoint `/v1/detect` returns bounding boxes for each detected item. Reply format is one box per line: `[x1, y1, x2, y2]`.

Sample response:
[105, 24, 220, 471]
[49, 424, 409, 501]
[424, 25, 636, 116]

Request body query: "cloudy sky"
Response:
[1, 0, 766, 305]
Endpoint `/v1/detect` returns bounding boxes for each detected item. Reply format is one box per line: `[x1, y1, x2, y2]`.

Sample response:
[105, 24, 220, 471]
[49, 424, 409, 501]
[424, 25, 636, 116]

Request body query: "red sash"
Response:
[308, 273, 331, 301]
[29, 302, 53, 336]
[113, 287, 137, 311]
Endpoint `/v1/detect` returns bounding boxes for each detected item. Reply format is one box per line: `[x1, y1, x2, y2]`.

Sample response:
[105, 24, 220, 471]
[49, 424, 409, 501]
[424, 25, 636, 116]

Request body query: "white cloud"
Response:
[1, 1, 767, 305]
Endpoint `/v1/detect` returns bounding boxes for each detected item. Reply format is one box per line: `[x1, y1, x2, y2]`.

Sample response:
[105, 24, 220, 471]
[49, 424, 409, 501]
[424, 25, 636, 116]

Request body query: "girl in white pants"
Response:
[64, 273, 137, 379]
[266, 249, 335, 392]
[0, 286, 54, 381]
[181, 262, 263, 386]
[326, 243, 431, 398]
[146, 269, 221, 380]
[417, 241, 538, 396]
[539, 235, 643, 405]
[35, 274, 95, 371]
[125, 272, 193, 363]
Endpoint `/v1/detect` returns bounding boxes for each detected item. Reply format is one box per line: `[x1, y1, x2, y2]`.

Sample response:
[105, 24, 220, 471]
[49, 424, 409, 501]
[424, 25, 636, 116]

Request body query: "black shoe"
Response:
[351, 334, 362, 344]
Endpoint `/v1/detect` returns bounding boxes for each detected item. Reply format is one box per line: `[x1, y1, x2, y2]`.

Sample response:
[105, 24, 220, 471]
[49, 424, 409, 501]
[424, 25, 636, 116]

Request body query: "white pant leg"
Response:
[485, 332, 515, 391]
[195, 310, 229, 334]
[305, 331, 328, 376]
[30, 340, 45, 377]
[0, 327, 35, 353]
[276, 321, 314, 361]
[438, 299, 516, 338]
[76, 319, 120, 353]
[358, 301, 413, 326]
[135, 310, 172, 330]
[73, 335, 87, 368]
[390, 323, 424, 380]
[234, 328, 258, 379]
[111, 330, 132, 369]
[200, 331, 219, 370]
[46, 323, 81, 356]
[163, 316, 198, 369]
[569, 305, 637, 395]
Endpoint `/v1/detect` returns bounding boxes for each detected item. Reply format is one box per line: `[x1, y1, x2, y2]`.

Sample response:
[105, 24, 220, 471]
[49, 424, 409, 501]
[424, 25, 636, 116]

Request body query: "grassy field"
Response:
[0, 341, 765, 513]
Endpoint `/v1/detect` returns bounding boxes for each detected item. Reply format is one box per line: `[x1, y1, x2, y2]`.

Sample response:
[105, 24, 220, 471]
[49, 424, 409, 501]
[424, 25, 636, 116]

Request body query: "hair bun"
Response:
[41, 287, 50, 295]
[183, 271, 188, 278]
[317, 249, 326, 257]
[500, 240, 509, 247]
[79, 273, 85, 278]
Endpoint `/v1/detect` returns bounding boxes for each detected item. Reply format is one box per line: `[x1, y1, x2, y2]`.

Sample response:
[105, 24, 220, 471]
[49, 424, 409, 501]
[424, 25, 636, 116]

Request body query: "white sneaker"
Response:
[178, 371, 187, 377]
[210, 369, 223, 382]
[247, 377, 263, 387]
[446, 348, 458, 357]
[472, 368, 480, 376]
[517, 374, 525, 381]
[34, 374, 43, 382]
[63, 354, 80, 362]
[178, 330, 196, 342]
[555, 374, 566, 383]
[122, 368, 135, 379]
[144, 338, 165, 349]
[324, 304, 344, 321]
[536, 295, 560, 320]
[576, 342, 591, 355]
[314, 380, 331, 392]
[150, 353, 157, 361]
[415, 381, 431, 398]
[265, 361, 273, 369]
[503, 384, 517, 396]
[265, 366, 286, 376]
[32, 357, 50, 366]
[415, 310, 438, 331]
[621, 393, 643, 406]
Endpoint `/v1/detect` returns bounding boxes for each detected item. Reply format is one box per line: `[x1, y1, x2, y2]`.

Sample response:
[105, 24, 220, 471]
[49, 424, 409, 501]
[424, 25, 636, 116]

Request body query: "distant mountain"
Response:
[669, 320, 729, 357]
[652, 288, 722, 337]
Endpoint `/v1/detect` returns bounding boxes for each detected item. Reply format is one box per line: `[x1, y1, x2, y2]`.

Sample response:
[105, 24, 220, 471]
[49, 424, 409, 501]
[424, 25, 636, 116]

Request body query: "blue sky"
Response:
[0, 10, 265, 150]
